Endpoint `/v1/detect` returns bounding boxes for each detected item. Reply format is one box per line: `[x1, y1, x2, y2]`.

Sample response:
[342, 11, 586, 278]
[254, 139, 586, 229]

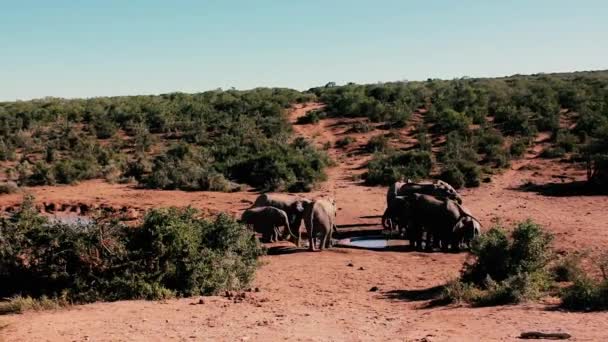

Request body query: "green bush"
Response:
[365, 151, 433, 186]
[366, 135, 390, 153]
[350, 121, 373, 133]
[561, 277, 608, 311]
[0, 197, 264, 304]
[443, 220, 555, 306]
[510, 138, 528, 158]
[296, 110, 326, 124]
[439, 165, 465, 189]
[540, 147, 566, 159]
[0, 182, 19, 194]
[555, 130, 579, 153]
[560, 253, 608, 311]
[433, 108, 471, 133]
[335, 136, 355, 148]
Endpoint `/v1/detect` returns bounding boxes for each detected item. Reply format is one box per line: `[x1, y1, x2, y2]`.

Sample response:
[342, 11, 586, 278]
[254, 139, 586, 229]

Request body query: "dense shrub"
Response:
[366, 135, 390, 153]
[349, 121, 373, 133]
[296, 109, 326, 124]
[365, 151, 432, 185]
[0, 197, 263, 303]
[0, 88, 329, 192]
[510, 138, 529, 158]
[443, 220, 554, 306]
[560, 253, 608, 311]
[540, 147, 566, 159]
[0, 182, 19, 194]
[335, 136, 355, 148]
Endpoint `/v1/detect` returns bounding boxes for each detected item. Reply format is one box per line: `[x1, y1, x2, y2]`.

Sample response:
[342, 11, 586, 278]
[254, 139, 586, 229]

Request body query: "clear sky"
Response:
[1, 0, 606, 101]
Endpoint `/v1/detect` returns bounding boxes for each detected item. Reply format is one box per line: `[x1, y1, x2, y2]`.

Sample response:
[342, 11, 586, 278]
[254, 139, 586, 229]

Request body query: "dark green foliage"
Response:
[510, 138, 529, 158]
[350, 121, 373, 133]
[296, 109, 326, 124]
[431, 108, 471, 133]
[0, 182, 19, 194]
[0, 197, 264, 303]
[561, 277, 608, 311]
[335, 136, 355, 148]
[540, 147, 566, 159]
[366, 135, 390, 153]
[0, 88, 329, 192]
[560, 253, 608, 311]
[439, 165, 465, 189]
[444, 220, 555, 306]
[365, 151, 432, 185]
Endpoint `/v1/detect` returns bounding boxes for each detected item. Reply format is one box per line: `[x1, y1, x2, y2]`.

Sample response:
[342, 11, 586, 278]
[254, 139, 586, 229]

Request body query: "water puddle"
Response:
[345, 237, 389, 249]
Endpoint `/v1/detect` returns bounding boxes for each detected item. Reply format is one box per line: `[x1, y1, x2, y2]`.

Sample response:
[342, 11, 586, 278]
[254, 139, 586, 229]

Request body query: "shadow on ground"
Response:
[515, 180, 607, 197]
[380, 285, 451, 308]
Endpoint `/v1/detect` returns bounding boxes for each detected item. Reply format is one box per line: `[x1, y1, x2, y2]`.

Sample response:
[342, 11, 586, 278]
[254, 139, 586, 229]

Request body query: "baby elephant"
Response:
[241, 206, 297, 243]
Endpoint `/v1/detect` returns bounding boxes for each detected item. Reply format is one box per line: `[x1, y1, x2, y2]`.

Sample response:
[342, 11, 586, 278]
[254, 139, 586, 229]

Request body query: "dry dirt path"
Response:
[2, 103, 608, 341]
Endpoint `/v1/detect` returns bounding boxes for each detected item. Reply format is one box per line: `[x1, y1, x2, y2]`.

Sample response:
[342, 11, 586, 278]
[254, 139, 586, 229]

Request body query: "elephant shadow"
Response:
[265, 246, 311, 255]
[515, 180, 607, 197]
[380, 285, 450, 308]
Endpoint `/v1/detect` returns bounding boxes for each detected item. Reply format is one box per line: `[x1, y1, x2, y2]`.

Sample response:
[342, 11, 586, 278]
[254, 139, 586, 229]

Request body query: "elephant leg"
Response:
[307, 225, 315, 251]
[273, 226, 280, 242]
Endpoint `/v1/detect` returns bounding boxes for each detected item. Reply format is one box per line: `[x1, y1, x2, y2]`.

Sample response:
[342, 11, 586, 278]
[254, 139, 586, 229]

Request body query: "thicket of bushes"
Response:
[440, 220, 608, 311]
[365, 151, 432, 185]
[0, 89, 327, 192]
[442, 220, 554, 306]
[0, 197, 264, 306]
[311, 71, 608, 188]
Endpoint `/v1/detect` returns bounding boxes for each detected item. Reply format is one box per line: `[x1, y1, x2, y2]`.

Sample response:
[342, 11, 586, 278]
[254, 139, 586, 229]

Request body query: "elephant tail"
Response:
[381, 208, 393, 230]
[281, 212, 299, 241]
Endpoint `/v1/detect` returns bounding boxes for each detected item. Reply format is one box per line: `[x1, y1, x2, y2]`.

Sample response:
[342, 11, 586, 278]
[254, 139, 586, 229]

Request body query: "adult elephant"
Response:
[382, 180, 463, 232]
[382, 196, 420, 246]
[406, 193, 476, 252]
[303, 198, 336, 251]
[241, 206, 298, 243]
[252, 193, 311, 241]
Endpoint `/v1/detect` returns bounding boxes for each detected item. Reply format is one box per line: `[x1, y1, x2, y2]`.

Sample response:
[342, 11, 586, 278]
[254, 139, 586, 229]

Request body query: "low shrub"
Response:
[296, 110, 326, 124]
[540, 147, 566, 159]
[350, 121, 373, 133]
[365, 151, 432, 186]
[335, 136, 355, 148]
[366, 135, 390, 153]
[0, 197, 264, 304]
[443, 220, 555, 307]
[0, 182, 19, 195]
[552, 254, 585, 282]
[510, 138, 528, 158]
[439, 165, 465, 189]
[561, 277, 608, 311]
[560, 253, 608, 311]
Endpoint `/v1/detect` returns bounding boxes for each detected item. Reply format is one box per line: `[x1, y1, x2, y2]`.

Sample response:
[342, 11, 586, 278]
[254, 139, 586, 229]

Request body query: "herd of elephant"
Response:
[241, 194, 336, 252]
[240, 180, 481, 252]
[381, 180, 481, 252]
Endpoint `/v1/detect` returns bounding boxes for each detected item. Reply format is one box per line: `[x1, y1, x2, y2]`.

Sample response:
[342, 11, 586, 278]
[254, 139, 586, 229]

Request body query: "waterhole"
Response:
[346, 237, 389, 249]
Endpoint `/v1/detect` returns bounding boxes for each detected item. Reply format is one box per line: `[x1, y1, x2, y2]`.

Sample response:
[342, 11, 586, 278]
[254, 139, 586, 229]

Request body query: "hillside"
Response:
[2, 100, 608, 341]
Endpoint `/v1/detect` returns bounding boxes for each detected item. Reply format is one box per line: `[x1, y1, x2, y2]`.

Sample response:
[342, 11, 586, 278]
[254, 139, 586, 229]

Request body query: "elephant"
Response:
[382, 195, 419, 246]
[240, 206, 298, 243]
[396, 180, 463, 204]
[303, 198, 336, 251]
[252, 193, 311, 241]
[406, 193, 477, 252]
[382, 179, 463, 234]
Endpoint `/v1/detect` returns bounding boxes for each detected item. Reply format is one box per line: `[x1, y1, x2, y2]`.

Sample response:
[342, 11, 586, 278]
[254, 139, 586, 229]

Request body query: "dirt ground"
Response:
[1, 103, 608, 341]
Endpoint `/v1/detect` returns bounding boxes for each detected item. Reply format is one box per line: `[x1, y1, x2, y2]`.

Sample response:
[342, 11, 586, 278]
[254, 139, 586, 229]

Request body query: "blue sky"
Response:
[1, 0, 606, 101]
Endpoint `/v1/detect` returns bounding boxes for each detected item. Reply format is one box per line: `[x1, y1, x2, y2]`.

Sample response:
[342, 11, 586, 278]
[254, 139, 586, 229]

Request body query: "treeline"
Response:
[0, 89, 327, 192]
[311, 71, 608, 188]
